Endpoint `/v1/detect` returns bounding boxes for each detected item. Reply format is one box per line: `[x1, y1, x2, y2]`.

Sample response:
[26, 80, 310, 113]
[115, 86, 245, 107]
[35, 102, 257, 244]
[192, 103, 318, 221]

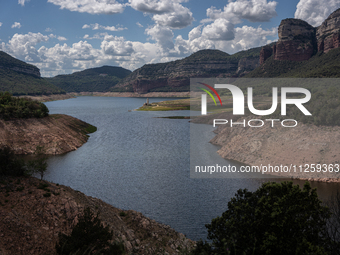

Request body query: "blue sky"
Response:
[0, 0, 339, 77]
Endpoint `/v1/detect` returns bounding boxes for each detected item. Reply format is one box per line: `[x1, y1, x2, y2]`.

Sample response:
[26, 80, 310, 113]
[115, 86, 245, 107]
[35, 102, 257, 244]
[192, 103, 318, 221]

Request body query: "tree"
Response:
[200, 181, 331, 255]
[0, 146, 26, 176]
[27, 146, 48, 180]
[56, 207, 125, 255]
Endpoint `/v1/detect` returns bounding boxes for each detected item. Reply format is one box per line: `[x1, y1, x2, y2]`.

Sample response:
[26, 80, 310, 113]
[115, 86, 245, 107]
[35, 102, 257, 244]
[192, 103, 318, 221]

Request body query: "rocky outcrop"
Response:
[273, 19, 316, 61]
[0, 114, 96, 155]
[260, 8, 340, 64]
[260, 46, 273, 64]
[116, 49, 260, 93]
[236, 57, 259, 74]
[0, 176, 195, 254]
[316, 8, 340, 53]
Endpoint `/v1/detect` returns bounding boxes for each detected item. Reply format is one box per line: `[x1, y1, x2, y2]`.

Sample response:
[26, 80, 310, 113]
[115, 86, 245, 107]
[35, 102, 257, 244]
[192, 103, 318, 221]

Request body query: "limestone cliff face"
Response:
[116, 49, 259, 93]
[273, 19, 316, 61]
[317, 8, 340, 53]
[0, 114, 95, 154]
[260, 8, 340, 64]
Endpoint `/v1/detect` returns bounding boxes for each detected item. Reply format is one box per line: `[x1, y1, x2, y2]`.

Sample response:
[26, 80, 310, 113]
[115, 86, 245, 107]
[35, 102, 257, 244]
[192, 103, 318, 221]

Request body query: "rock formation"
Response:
[260, 8, 340, 64]
[316, 8, 340, 53]
[116, 49, 260, 93]
[273, 19, 316, 61]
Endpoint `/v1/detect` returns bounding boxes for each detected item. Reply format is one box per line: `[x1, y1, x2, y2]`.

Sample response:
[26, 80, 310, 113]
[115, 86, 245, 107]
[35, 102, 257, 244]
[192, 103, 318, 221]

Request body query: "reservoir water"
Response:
[44, 96, 340, 241]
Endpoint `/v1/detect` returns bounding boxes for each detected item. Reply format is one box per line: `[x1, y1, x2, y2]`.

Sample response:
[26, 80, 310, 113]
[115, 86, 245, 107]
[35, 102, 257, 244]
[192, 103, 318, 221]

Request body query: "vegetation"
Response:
[0, 146, 26, 177]
[56, 207, 125, 255]
[47, 66, 131, 92]
[247, 47, 340, 78]
[0, 92, 49, 120]
[0, 51, 65, 95]
[191, 181, 334, 255]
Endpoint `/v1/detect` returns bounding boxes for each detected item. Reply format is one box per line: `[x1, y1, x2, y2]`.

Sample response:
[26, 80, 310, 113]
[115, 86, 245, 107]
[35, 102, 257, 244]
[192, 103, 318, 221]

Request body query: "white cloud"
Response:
[45, 27, 53, 32]
[128, 0, 188, 14]
[58, 36, 67, 41]
[136, 22, 144, 28]
[129, 0, 193, 29]
[152, 4, 193, 29]
[11, 22, 22, 29]
[0, 22, 2, 28]
[146, 24, 174, 51]
[295, 0, 340, 26]
[47, 0, 125, 14]
[101, 35, 135, 56]
[207, 0, 278, 23]
[18, 0, 29, 6]
[202, 19, 235, 41]
[82, 23, 127, 32]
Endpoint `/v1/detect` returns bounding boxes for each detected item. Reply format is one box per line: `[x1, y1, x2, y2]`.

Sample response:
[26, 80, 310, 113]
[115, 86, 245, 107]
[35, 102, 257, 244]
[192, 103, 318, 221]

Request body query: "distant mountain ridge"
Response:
[0, 51, 64, 95]
[116, 47, 262, 93]
[46, 66, 132, 92]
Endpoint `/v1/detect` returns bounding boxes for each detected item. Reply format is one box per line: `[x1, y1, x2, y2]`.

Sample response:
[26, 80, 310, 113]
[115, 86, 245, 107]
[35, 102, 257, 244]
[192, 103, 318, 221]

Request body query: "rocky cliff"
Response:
[273, 19, 316, 61]
[0, 114, 96, 155]
[260, 8, 340, 64]
[116, 49, 260, 93]
[316, 8, 340, 53]
[0, 176, 195, 254]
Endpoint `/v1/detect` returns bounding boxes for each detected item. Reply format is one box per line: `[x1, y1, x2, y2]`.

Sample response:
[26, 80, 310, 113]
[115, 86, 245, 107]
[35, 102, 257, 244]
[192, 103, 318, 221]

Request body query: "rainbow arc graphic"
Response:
[198, 82, 222, 115]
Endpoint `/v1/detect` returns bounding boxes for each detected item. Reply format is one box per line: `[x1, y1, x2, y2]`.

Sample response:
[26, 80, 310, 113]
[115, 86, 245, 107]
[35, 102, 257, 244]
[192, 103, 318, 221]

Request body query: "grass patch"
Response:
[85, 124, 97, 134]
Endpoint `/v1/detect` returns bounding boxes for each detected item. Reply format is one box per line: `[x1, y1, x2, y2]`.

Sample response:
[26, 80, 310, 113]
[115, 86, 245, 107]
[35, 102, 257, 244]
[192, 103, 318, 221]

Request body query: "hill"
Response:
[0, 51, 65, 95]
[115, 47, 263, 93]
[46, 66, 132, 92]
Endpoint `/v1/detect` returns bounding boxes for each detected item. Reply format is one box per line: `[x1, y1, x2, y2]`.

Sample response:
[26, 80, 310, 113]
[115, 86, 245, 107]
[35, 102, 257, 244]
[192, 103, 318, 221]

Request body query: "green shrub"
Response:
[56, 207, 125, 255]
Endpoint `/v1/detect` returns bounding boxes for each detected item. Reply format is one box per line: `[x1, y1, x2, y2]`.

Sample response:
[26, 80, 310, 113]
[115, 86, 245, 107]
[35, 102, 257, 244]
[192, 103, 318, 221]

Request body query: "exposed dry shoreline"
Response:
[0, 176, 195, 254]
[192, 114, 340, 183]
[69, 91, 191, 98]
[0, 114, 96, 155]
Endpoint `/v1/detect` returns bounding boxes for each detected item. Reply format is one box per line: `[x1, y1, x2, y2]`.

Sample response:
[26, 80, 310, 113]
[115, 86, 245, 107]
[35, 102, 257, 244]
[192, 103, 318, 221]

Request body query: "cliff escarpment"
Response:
[0, 114, 96, 155]
[0, 51, 40, 77]
[116, 49, 261, 93]
[260, 8, 340, 64]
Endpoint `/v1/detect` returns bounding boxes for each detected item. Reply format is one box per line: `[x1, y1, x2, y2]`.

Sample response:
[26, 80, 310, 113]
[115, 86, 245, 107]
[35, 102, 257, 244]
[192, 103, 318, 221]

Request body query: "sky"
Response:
[0, 0, 340, 77]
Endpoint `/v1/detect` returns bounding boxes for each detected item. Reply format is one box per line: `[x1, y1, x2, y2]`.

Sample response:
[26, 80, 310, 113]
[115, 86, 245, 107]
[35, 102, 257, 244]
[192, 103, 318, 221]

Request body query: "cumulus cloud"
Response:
[101, 35, 135, 56]
[18, 0, 29, 6]
[47, 0, 125, 14]
[11, 22, 21, 29]
[129, 0, 193, 29]
[146, 24, 174, 51]
[294, 0, 340, 26]
[58, 36, 67, 41]
[202, 19, 235, 41]
[82, 23, 127, 31]
[152, 4, 193, 29]
[128, 0, 187, 14]
[207, 0, 277, 23]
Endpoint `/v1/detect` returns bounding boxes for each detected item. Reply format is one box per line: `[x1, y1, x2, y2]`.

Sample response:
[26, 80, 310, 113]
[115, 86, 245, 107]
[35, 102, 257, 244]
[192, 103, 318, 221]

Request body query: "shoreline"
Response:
[69, 91, 192, 98]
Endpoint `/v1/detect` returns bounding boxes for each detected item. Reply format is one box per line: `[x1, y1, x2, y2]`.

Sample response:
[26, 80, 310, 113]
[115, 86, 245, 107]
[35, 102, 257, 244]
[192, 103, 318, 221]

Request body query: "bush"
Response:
[0, 92, 49, 120]
[193, 181, 332, 255]
[0, 146, 26, 176]
[56, 207, 125, 255]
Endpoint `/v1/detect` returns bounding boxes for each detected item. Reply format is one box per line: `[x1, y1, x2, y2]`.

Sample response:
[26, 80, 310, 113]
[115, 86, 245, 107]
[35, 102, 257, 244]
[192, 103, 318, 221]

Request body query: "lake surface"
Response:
[44, 96, 340, 241]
